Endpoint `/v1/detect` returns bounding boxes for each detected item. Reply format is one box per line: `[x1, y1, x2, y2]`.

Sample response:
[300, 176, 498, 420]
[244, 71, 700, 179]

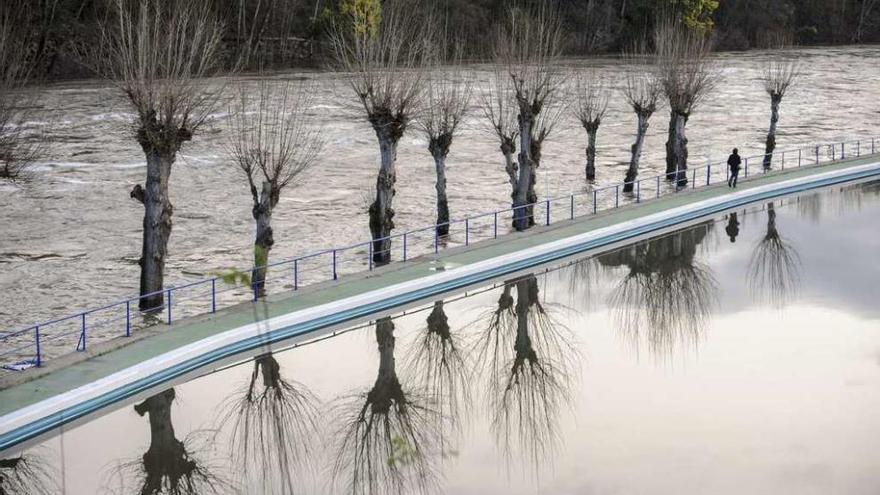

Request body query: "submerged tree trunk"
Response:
[135, 149, 175, 312]
[669, 111, 689, 187]
[624, 113, 650, 193]
[370, 131, 399, 265]
[429, 136, 452, 237]
[763, 95, 782, 170]
[502, 139, 519, 202]
[513, 116, 534, 231]
[252, 182, 275, 298]
[584, 122, 599, 182]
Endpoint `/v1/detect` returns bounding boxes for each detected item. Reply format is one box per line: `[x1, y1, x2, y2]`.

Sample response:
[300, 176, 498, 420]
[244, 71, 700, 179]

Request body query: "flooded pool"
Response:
[3, 179, 880, 494]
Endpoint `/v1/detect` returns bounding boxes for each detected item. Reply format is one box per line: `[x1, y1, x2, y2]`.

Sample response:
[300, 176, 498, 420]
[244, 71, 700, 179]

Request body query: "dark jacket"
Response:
[727, 153, 742, 171]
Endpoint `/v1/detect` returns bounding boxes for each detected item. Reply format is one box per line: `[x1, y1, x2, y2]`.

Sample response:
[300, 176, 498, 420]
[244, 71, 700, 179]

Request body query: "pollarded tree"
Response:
[572, 71, 609, 183]
[481, 69, 520, 209]
[226, 80, 323, 297]
[656, 18, 718, 187]
[417, 49, 471, 237]
[760, 54, 799, 170]
[330, 0, 427, 265]
[495, 5, 565, 231]
[93, 0, 224, 311]
[621, 50, 661, 193]
[0, 1, 44, 182]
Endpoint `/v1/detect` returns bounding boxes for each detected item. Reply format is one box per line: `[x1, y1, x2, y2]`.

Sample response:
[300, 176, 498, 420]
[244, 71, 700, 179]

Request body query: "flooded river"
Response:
[1, 45, 879, 335]
[2, 178, 879, 494]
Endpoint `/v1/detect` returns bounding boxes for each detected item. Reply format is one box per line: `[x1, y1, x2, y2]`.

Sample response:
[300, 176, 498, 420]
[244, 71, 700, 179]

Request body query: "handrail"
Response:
[2, 136, 877, 370]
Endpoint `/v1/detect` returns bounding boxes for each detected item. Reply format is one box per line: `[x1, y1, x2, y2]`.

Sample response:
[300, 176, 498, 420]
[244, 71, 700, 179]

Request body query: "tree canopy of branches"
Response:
[655, 18, 718, 187]
[90, 0, 224, 311]
[495, 4, 564, 231]
[481, 68, 520, 205]
[748, 202, 801, 307]
[572, 71, 608, 183]
[0, 1, 45, 182]
[760, 51, 799, 170]
[226, 79, 322, 297]
[621, 47, 661, 193]
[330, 0, 427, 264]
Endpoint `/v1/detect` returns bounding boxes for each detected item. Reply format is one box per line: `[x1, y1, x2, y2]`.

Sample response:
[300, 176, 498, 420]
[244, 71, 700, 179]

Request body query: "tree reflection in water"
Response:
[332, 317, 443, 495]
[404, 300, 472, 435]
[599, 223, 718, 360]
[0, 451, 56, 495]
[748, 202, 801, 307]
[471, 275, 578, 471]
[216, 352, 319, 494]
[106, 388, 230, 495]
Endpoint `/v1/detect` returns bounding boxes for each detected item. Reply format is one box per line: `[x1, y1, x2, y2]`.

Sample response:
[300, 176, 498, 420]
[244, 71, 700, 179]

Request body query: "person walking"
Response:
[727, 148, 742, 188]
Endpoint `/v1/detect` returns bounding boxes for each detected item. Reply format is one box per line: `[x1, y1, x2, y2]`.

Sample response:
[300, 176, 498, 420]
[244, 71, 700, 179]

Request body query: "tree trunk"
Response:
[584, 122, 599, 182]
[137, 149, 175, 312]
[252, 182, 274, 298]
[370, 132, 398, 265]
[763, 95, 781, 170]
[502, 139, 519, 203]
[670, 111, 689, 187]
[514, 116, 534, 232]
[623, 112, 649, 193]
[430, 136, 451, 237]
[664, 111, 676, 179]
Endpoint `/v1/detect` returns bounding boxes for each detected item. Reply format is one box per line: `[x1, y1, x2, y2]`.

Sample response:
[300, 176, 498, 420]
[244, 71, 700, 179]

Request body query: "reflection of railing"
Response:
[2, 137, 878, 371]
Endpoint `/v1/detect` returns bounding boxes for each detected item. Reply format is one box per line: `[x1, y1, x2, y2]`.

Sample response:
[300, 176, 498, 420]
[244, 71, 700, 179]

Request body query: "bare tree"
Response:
[417, 50, 471, 237]
[480, 69, 520, 208]
[0, 1, 44, 182]
[572, 71, 609, 183]
[90, 0, 224, 311]
[226, 80, 322, 297]
[655, 19, 718, 187]
[621, 51, 661, 193]
[748, 202, 801, 307]
[760, 54, 799, 170]
[495, 5, 565, 231]
[0, 452, 57, 495]
[330, 0, 428, 265]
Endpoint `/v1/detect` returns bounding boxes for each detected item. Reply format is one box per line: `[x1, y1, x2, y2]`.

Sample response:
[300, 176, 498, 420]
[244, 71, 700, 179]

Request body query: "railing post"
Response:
[656, 176, 660, 198]
[798, 149, 802, 167]
[569, 194, 574, 220]
[434, 228, 439, 254]
[692, 169, 696, 188]
[842, 142, 845, 159]
[126, 300, 132, 336]
[210, 280, 216, 314]
[706, 164, 711, 185]
[615, 185, 619, 208]
[744, 157, 749, 178]
[873, 138, 876, 154]
[293, 259, 299, 291]
[332, 249, 338, 280]
[816, 146, 820, 165]
[636, 181, 641, 203]
[369, 241, 374, 270]
[402, 233, 407, 262]
[166, 289, 172, 325]
[592, 190, 597, 214]
[465, 219, 470, 246]
[493, 212, 498, 239]
[80, 313, 86, 351]
[546, 199, 551, 226]
[781, 151, 785, 170]
[857, 140, 860, 157]
[34, 326, 41, 367]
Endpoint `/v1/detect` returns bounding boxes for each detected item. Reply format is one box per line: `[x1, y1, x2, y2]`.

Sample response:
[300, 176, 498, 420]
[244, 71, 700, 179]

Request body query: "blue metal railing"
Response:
[1, 137, 877, 370]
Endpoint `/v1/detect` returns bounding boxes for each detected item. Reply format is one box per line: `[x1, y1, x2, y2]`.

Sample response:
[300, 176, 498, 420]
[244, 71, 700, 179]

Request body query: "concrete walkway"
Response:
[1, 155, 878, 453]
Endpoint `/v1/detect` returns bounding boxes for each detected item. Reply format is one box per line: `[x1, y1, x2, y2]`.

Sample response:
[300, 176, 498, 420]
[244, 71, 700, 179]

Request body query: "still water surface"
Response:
[1, 45, 879, 335]
[3, 179, 879, 494]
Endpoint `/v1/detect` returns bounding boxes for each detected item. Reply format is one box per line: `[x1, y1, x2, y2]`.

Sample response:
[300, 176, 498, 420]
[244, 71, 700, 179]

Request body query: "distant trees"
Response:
[329, 0, 427, 264]
[91, 0, 224, 311]
[0, 1, 44, 182]
[760, 52, 799, 170]
[495, 5, 564, 231]
[226, 80, 323, 297]
[572, 72, 608, 183]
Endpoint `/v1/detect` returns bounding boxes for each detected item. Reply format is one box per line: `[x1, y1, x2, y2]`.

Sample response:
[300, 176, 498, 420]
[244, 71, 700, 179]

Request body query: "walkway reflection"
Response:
[215, 352, 319, 495]
[471, 275, 578, 472]
[332, 317, 443, 495]
[598, 223, 718, 360]
[748, 202, 802, 307]
[106, 388, 230, 495]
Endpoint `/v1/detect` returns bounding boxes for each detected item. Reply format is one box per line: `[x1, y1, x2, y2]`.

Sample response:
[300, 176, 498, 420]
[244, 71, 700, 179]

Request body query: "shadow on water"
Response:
[748, 202, 802, 308]
[470, 275, 579, 473]
[103, 388, 232, 495]
[597, 223, 719, 361]
[330, 317, 445, 495]
[0, 450, 57, 495]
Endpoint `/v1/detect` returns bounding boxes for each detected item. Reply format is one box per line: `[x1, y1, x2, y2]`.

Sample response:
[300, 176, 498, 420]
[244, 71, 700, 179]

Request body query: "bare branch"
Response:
[621, 47, 661, 118]
[572, 70, 608, 130]
[479, 68, 519, 150]
[762, 55, 799, 100]
[654, 18, 719, 116]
